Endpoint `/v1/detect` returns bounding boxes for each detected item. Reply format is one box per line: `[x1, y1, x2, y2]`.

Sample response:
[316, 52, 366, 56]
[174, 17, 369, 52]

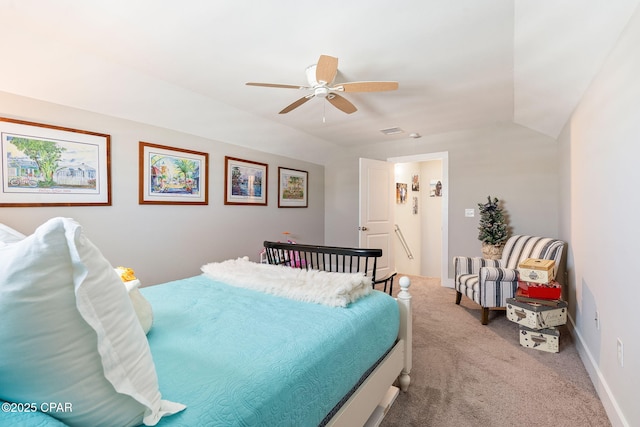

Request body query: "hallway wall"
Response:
[393, 160, 442, 278]
[393, 162, 421, 275]
[420, 160, 443, 277]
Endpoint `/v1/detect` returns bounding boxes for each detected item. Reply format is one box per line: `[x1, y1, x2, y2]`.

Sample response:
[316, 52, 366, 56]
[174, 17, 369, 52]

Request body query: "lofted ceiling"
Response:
[0, 0, 638, 165]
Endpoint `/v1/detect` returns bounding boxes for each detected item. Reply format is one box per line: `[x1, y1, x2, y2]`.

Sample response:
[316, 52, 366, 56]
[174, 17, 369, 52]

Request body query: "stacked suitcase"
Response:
[506, 258, 567, 353]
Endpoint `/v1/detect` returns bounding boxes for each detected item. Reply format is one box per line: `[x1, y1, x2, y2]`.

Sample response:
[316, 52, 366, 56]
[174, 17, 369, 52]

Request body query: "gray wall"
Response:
[0, 92, 325, 285]
[558, 5, 640, 425]
[325, 123, 560, 280]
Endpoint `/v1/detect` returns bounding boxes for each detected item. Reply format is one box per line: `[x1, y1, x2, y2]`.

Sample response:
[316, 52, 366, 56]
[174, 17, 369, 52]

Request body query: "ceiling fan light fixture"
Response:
[315, 87, 330, 98]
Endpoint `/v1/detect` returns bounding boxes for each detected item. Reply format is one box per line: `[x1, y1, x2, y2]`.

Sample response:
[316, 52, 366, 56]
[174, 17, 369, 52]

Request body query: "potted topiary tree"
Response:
[477, 196, 509, 260]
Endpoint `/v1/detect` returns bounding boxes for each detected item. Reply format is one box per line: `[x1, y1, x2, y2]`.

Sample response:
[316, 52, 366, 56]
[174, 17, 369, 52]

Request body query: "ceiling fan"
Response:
[246, 55, 398, 115]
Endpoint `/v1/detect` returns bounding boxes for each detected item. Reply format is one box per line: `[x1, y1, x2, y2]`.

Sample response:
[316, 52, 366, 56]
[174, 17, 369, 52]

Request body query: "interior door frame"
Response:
[387, 152, 452, 287]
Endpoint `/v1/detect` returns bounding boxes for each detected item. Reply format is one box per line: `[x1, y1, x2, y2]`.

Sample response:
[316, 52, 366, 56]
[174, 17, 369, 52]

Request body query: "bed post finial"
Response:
[398, 276, 410, 294]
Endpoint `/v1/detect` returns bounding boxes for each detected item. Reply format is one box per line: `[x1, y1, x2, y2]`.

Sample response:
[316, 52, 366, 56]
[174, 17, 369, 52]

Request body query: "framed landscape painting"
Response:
[278, 167, 308, 208]
[0, 117, 111, 207]
[224, 156, 267, 206]
[139, 142, 208, 205]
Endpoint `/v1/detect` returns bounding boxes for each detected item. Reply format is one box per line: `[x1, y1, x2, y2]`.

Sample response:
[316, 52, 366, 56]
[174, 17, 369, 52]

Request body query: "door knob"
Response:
[358, 226, 368, 231]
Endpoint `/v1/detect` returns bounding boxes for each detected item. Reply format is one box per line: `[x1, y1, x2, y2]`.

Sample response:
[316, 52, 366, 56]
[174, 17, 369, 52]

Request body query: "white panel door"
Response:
[359, 158, 395, 280]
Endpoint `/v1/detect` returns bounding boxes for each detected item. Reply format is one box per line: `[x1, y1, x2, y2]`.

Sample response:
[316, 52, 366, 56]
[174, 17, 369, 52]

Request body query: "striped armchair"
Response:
[454, 235, 565, 325]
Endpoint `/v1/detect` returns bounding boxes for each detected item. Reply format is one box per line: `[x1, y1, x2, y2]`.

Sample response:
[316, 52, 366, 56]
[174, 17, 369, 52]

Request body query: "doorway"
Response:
[388, 152, 450, 287]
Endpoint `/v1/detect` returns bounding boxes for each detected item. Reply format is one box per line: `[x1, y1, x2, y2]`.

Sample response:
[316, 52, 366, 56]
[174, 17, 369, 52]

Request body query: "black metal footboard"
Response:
[262, 241, 396, 295]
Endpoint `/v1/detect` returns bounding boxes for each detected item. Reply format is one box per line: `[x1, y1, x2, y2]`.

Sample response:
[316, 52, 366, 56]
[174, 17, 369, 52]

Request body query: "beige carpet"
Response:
[380, 275, 611, 427]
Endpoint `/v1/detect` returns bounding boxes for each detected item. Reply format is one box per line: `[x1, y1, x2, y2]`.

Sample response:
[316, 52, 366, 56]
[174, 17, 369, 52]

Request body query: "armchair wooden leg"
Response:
[455, 291, 462, 305]
[481, 307, 489, 325]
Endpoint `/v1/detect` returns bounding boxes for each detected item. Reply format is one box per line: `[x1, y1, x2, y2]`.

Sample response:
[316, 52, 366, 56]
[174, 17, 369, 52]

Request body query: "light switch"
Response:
[465, 209, 475, 217]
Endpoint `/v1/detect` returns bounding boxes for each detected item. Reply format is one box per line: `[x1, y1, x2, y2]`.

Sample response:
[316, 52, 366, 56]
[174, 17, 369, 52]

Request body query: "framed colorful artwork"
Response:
[278, 167, 308, 208]
[224, 156, 268, 206]
[0, 117, 111, 207]
[139, 141, 208, 205]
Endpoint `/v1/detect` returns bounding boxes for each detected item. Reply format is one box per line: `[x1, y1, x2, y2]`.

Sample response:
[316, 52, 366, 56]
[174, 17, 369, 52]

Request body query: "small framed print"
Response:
[396, 183, 408, 204]
[412, 174, 420, 191]
[278, 167, 308, 208]
[0, 117, 111, 207]
[224, 156, 268, 205]
[429, 179, 443, 197]
[139, 142, 208, 205]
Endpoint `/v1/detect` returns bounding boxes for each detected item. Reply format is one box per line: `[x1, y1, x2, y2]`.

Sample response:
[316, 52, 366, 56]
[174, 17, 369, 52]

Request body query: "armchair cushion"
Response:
[500, 235, 564, 270]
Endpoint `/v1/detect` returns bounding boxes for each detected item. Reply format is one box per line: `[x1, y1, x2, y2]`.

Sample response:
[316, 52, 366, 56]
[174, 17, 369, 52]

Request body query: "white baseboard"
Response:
[441, 277, 454, 288]
[566, 315, 629, 427]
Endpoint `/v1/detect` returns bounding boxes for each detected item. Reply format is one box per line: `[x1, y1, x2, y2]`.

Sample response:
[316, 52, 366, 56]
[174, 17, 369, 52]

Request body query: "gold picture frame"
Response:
[0, 117, 111, 207]
[139, 141, 208, 205]
[224, 156, 268, 206]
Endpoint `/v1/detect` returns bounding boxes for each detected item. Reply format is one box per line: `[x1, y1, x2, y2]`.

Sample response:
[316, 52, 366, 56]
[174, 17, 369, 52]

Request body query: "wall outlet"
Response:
[617, 338, 624, 367]
[465, 208, 475, 217]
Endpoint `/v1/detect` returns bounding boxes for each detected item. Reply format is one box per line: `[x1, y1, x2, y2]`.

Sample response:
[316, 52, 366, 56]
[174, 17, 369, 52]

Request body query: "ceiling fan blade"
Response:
[279, 95, 314, 114]
[334, 81, 399, 92]
[246, 82, 306, 89]
[315, 55, 338, 84]
[327, 93, 357, 114]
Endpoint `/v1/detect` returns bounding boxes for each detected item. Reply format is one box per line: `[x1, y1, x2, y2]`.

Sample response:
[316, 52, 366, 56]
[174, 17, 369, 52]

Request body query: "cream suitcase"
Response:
[506, 298, 567, 329]
[519, 325, 560, 353]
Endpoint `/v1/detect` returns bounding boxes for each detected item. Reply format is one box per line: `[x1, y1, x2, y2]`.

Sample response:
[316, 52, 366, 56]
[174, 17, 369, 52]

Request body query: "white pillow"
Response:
[125, 279, 154, 335]
[0, 223, 25, 246]
[0, 217, 184, 427]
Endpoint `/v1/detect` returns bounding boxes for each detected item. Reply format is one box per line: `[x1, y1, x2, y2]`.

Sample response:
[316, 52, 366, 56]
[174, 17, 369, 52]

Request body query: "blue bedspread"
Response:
[0, 274, 399, 427]
[144, 274, 399, 427]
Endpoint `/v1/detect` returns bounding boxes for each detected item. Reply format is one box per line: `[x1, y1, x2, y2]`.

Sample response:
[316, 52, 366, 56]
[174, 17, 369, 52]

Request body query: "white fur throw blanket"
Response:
[201, 257, 372, 307]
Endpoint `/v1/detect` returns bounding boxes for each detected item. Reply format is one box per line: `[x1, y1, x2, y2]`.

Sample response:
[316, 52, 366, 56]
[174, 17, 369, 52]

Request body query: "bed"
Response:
[0, 218, 412, 427]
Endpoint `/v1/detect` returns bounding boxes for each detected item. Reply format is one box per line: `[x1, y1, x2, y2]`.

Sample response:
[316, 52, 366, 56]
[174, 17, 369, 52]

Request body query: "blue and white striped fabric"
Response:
[454, 235, 565, 309]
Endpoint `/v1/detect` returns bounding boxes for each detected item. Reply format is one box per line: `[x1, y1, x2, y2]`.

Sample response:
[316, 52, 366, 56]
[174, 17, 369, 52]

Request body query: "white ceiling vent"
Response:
[380, 127, 404, 135]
